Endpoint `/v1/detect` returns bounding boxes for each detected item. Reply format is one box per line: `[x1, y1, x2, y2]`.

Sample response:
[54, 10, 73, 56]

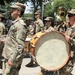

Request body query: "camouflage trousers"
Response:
[2, 56, 23, 75]
[58, 57, 75, 75]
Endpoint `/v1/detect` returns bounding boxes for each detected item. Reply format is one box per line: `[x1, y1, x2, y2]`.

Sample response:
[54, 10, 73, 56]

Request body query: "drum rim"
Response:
[30, 32, 46, 47]
[34, 31, 70, 71]
[36, 54, 70, 71]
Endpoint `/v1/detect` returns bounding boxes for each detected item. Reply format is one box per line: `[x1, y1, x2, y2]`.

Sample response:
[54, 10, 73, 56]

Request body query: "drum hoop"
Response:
[35, 31, 70, 71]
[38, 54, 70, 71]
[30, 32, 46, 47]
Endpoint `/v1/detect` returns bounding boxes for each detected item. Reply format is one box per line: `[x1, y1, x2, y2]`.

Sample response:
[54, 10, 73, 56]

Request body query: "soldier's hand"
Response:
[62, 33, 70, 42]
[65, 35, 70, 42]
[7, 60, 14, 66]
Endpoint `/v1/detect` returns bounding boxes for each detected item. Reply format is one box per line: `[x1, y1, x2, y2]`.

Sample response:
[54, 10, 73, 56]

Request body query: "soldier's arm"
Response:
[16, 25, 27, 54]
[70, 32, 75, 45]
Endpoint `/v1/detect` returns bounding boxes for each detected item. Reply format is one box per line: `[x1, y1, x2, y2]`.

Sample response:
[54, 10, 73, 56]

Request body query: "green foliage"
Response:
[0, 0, 28, 5]
[44, 0, 75, 17]
[22, 13, 33, 20]
[1, 0, 75, 20]
[53, 0, 75, 11]
[44, 3, 53, 17]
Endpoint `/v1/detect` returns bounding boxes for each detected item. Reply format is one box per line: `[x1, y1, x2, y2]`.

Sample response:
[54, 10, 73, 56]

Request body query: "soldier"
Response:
[2, 2, 28, 75]
[24, 17, 34, 61]
[34, 10, 44, 34]
[25, 17, 34, 38]
[0, 14, 5, 69]
[0, 14, 5, 36]
[59, 9, 75, 75]
[54, 6, 68, 33]
[44, 17, 55, 32]
[37, 17, 56, 75]
[26, 10, 44, 67]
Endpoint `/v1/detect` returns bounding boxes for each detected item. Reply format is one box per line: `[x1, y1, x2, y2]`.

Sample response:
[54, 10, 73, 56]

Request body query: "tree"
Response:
[53, 0, 75, 12]
[44, 2, 53, 17]
[0, 0, 29, 18]
[44, 0, 75, 17]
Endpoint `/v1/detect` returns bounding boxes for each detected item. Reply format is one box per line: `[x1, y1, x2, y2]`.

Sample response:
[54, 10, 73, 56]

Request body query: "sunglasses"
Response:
[45, 20, 51, 22]
[35, 14, 39, 15]
[68, 14, 75, 17]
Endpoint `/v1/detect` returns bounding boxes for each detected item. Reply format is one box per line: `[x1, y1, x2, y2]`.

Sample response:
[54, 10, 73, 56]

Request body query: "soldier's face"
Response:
[35, 14, 40, 18]
[68, 15, 75, 25]
[11, 8, 21, 19]
[45, 20, 51, 27]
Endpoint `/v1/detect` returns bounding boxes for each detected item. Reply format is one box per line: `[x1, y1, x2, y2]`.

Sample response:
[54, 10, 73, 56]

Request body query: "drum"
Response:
[29, 32, 46, 55]
[30, 31, 70, 71]
[24, 37, 31, 52]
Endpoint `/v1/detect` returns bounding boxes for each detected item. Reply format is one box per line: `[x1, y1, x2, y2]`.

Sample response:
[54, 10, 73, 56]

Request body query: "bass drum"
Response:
[30, 31, 70, 71]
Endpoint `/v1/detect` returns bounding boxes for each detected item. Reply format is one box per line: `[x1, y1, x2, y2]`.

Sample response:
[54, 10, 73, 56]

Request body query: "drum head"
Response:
[35, 31, 70, 71]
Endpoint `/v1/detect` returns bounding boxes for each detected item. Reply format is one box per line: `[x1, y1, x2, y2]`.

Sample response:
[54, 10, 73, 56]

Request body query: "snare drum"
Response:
[30, 31, 70, 71]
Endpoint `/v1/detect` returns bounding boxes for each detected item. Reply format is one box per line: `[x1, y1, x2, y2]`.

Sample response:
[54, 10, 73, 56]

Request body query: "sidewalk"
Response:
[0, 58, 41, 75]
[0, 58, 75, 75]
[19, 58, 41, 75]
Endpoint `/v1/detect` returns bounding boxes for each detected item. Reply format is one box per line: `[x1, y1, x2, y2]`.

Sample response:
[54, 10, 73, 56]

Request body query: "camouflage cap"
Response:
[10, 2, 26, 11]
[68, 9, 75, 15]
[0, 14, 4, 18]
[35, 10, 41, 15]
[44, 17, 53, 21]
[26, 17, 33, 20]
[15, 2, 26, 11]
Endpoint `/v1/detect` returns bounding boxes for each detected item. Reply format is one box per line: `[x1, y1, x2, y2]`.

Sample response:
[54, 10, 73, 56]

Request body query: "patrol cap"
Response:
[35, 10, 41, 15]
[15, 2, 26, 11]
[44, 17, 53, 21]
[0, 14, 4, 18]
[10, 2, 26, 11]
[68, 9, 75, 15]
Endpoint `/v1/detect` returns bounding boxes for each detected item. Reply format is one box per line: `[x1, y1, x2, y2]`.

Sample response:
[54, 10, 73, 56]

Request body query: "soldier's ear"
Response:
[18, 10, 21, 15]
[74, 16, 75, 20]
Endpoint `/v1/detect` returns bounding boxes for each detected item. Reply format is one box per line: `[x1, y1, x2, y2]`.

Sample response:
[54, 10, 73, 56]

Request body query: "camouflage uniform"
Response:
[0, 14, 5, 68]
[0, 22, 5, 36]
[58, 25, 75, 75]
[25, 17, 34, 38]
[34, 10, 44, 34]
[27, 24, 34, 38]
[44, 17, 55, 32]
[34, 19, 44, 33]
[0, 14, 5, 36]
[58, 9, 75, 75]
[2, 3, 27, 75]
[2, 18, 27, 75]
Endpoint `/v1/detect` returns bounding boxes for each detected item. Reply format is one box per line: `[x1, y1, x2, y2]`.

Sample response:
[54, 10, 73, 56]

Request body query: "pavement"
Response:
[0, 57, 41, 75]
[0, 57, 75, 75]
[19, 58, 41, 75]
